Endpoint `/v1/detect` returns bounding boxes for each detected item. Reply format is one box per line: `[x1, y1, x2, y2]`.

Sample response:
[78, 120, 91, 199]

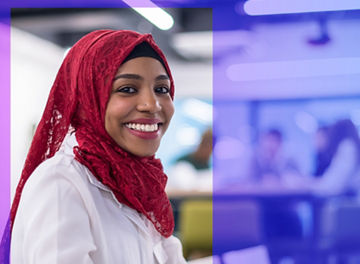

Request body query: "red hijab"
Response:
[11, 30, 175, 238]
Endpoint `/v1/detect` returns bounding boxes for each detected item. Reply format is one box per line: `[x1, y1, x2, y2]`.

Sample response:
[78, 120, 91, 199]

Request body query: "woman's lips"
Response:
[124, 118, 162, 139]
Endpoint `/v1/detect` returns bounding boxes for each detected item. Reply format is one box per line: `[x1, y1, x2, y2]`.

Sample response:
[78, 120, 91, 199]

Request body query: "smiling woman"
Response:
[2, 30, 186, 264]
[106, 56, 174, 157]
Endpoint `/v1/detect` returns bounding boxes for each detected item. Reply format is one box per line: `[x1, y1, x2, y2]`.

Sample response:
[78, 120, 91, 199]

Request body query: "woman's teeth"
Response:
[125, 123, 159, 132]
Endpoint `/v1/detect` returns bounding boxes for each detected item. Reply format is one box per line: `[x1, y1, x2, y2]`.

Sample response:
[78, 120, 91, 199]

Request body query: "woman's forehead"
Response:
[115, 57, 169, 77]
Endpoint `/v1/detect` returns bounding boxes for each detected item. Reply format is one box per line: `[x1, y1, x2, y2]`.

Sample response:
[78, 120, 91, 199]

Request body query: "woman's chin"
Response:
[123, 145, 159, 157]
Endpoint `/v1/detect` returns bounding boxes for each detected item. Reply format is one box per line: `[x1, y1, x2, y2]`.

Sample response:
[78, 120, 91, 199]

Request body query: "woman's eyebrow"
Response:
[113, 73, 169, 81]
[155, 75, 170, 81]
[114, 73, 143, 81]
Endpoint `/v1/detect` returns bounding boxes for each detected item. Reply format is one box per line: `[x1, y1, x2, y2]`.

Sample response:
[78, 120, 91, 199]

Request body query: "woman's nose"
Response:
[136, 90, 161, 113]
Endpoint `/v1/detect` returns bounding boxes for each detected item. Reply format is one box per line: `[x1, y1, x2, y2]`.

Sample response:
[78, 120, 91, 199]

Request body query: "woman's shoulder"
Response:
[20, 147, 92, 205]
[24, 132, 90, 189]
[28, 151, 78, 181]
[333, 139, 358, 162]
[338, 139, 357, 151]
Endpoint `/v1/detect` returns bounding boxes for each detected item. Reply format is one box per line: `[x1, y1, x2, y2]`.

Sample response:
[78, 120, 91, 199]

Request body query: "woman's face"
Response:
[105, 57, 174, 157]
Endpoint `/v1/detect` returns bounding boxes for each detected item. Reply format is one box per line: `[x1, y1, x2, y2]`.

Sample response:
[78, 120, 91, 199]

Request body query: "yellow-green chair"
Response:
[179, 199, 213, 259]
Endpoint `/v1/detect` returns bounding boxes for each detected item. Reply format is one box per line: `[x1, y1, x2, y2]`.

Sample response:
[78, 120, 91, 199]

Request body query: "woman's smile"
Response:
[124, 118, 162, 139]
[104, 57, 174, 157]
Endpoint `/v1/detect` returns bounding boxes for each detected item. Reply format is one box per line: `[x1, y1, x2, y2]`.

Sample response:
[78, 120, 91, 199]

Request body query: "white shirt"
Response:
[11, 136, 187, 264]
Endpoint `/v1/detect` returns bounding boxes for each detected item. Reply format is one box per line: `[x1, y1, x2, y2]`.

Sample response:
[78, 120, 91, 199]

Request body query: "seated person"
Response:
[249, 128, 300, 186]
[312, 119, 360, 195]
[168, 128, 212, 191]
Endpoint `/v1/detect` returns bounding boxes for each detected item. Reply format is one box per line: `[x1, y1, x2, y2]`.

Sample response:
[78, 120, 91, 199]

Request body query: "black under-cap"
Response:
[122, 41, 167, 70]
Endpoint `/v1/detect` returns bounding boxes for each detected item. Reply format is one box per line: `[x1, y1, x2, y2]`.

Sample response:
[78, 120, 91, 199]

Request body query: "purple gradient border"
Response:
[0, 11, 10, 240]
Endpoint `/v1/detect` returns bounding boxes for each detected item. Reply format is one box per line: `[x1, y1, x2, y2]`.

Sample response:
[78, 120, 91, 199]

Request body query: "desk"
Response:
[167, 185, 337, 261]
[167, 189, 212, 199]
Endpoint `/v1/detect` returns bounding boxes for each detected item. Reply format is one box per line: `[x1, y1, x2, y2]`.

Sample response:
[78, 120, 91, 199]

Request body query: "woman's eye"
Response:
[117, 86, 137, 93]
[155, 86, 170, 94]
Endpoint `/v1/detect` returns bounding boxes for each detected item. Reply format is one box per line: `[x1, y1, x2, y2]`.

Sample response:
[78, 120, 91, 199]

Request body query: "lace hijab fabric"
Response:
[4, 30, 175, 260]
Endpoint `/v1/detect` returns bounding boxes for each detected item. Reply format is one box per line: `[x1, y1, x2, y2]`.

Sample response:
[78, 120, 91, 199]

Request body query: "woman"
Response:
[313, 119, 360, 195]
[3, 30, 186, 263]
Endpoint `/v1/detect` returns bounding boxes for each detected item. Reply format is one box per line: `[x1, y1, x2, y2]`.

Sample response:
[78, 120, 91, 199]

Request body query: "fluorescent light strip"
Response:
[244, 0, 360, 16]
[227, 57, 360, 82]
[122, 0, 174, 30]
[133, 7, 174, 30]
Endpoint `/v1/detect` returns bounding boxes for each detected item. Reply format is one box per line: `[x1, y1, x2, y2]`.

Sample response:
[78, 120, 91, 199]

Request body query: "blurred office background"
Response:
[8, 3, 360, 264]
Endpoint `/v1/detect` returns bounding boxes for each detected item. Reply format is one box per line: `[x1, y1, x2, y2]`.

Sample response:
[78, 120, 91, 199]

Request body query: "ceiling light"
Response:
[172, 31, 212, 59]
[226, 57, 360, 82]
[122, 0, 174, 30]
[134, 7, 174, 30]
[244, 0, 360, 16]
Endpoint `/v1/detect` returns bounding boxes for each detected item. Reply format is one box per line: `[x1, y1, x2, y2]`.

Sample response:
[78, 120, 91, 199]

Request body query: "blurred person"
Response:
[312, 118, 360, 195]
[167, 128, 212, 191]
[249, 129, 308, 241]
[249, 128, 300, 186]
[1, 30, 187, 263]
[176, 128, 212, 171]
